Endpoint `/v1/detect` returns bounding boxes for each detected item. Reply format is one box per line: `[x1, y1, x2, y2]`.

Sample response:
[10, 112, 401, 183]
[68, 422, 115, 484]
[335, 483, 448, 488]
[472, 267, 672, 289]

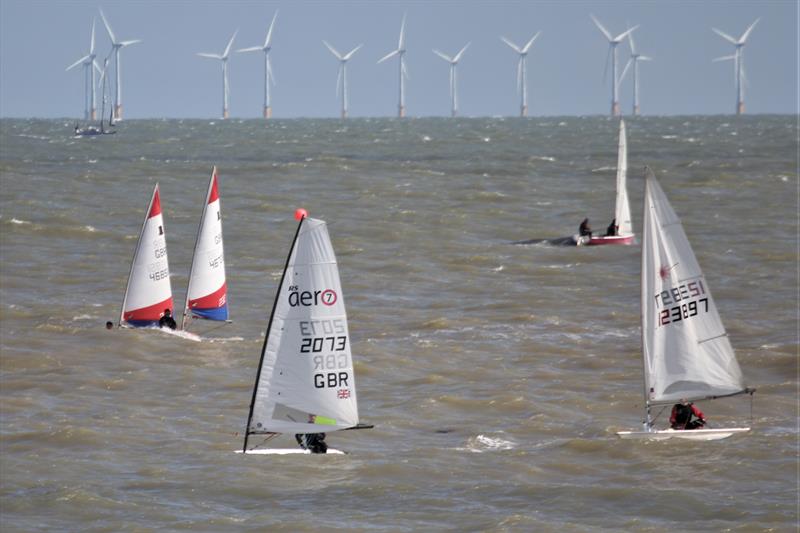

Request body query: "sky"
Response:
[0, 0, 796, 119]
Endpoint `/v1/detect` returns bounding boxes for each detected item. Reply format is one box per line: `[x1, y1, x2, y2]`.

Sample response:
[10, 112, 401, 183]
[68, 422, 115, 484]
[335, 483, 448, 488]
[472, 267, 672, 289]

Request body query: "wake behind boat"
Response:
[240, 209, 372, 455]
[616, 168, 753, 441]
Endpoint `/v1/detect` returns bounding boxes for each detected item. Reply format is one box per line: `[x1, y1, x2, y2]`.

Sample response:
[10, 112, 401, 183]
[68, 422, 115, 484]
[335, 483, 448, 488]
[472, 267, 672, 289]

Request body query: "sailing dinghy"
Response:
[119, 184, 174, 327]
[616, 168, 753, 440]
[575, 119, 635, 246]
[181, 167, 229, 331]
[240, 210, 371, 454]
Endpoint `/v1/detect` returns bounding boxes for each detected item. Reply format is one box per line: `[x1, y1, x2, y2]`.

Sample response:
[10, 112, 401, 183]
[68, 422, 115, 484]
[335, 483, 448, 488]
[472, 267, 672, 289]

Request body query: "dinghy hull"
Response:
[616, 427, 750, 441]
[587, 234, 635, 246]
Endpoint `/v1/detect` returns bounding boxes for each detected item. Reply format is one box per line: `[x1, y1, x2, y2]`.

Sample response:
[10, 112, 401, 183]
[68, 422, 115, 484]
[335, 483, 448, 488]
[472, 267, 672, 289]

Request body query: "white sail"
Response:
[246, 217, 359, 437]
[120, 184, 173, 327]
[641, 169, 745, 404]
[614, 119, 633, 236]
[182, 167, 228, 328]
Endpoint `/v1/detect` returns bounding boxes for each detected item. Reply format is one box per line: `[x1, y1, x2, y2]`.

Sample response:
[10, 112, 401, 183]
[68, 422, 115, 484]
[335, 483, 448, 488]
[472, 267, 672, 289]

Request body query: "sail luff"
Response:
[243, 216, 306, 453]
[181, 170, 214, 330]
[640, 169, 653, 421]
[120, 185, 158, 326]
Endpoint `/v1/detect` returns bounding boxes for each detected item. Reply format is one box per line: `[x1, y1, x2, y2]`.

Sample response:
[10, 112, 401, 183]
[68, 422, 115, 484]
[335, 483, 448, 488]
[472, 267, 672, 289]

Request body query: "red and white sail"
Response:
[182, 167, 227, 329]
[120, 184, 173, 327]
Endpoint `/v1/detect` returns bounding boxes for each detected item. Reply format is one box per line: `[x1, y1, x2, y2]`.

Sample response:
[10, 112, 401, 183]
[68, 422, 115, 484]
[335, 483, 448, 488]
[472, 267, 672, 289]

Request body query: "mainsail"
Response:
[182, 167, 228, 329]
[641, 168, 746, 404]
[244, 216, 359, 449]
[614, 120, 633, 236]
[120, 184, 173, 327]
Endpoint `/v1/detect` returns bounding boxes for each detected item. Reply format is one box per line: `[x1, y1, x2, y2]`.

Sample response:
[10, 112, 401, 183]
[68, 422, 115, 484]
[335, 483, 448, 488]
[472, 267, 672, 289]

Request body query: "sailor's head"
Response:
[105, 321, 113, 330]
[680, 398, 689, 406]
[163, 309, 171, 316]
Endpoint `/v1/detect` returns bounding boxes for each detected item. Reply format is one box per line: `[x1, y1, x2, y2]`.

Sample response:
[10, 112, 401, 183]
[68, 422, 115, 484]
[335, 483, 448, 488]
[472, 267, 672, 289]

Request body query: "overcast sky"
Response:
[0, 0, 796, 119]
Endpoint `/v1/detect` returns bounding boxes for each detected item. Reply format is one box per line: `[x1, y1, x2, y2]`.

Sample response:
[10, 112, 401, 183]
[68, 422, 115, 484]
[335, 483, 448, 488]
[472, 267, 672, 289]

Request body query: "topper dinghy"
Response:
[240, 212, 371, 454]
[616, 168, 753, 440]
[181, 167, 229, 331]
[119, 184, 174, 327]
[575, 119, 635, 246]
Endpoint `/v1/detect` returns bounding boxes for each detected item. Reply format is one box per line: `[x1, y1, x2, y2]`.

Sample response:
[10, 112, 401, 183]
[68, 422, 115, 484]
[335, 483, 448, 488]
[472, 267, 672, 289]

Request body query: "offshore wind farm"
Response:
[2, 2, 792, 120]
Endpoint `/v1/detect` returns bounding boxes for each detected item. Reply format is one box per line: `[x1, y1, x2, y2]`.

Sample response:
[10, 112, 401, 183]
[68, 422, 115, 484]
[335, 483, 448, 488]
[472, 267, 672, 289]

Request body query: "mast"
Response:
[242, 216, 306, 453]
[640, 168, 653, 430]
[181, 169, 216, 330]
[119, 184, 158, 326]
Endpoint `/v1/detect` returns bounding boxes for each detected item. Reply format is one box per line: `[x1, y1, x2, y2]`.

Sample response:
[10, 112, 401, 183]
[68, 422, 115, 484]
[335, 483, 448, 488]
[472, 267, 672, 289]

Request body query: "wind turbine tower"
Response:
[378, 14, 408, 117]
[198, 30, 238, 119]
[627, 31, 653, 116]
[500, 32, 540, 117]
[237, 10, 278, 118]
[99, 9, 141, 121]
[66, 18, 99, 121]
[712, 18, 759, 115]
[432, 43, 470, 117]
[590, 15, 638, 116]
[323, 41, 363, 119]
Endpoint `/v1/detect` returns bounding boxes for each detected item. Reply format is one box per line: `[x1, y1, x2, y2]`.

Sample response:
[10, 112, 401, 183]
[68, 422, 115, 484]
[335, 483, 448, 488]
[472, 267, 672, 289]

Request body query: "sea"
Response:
[0, 116, 797, 532]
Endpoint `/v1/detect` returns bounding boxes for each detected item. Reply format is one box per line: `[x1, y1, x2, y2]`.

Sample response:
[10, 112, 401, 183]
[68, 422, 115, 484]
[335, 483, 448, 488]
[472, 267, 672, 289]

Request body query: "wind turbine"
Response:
[712, 18, 759, 115]
[500, 32, 540, 117]
[432, 43, 470, 117]
[99, 8, 141, 121]
[237, 10, 278, 119]
[323, 41, 362, 119]
[590, 15, 638, 116]
[198, 30, 238, 119]
[626, 31, 653, 116]
[377, 14, 408, 118]
[66, 18, 99, 121]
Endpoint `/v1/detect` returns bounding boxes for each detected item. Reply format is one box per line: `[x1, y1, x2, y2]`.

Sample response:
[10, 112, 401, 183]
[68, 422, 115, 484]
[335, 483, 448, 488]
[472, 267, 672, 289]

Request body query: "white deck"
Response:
[616, 427, 751, 441]
[235, 448, 346, 455]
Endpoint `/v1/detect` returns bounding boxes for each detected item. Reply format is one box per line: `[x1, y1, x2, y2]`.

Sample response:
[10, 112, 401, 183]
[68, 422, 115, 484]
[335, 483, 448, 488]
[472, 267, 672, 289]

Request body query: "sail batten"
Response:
[641, 169, 746, 405]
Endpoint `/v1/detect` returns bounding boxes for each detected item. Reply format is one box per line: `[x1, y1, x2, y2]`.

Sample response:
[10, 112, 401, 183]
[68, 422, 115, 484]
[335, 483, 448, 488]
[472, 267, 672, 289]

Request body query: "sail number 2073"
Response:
[298, 319, 347, 353]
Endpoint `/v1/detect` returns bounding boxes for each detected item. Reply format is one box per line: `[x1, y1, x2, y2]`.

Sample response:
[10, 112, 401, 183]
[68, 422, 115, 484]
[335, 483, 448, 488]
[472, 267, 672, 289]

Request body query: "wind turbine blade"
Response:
[377, 49, 399, 64]
[93, 59, 104, 77]
[398, 13, 407, 49]
[516, 57, 522, 94]
[119, 39, 141, 47]
[66, 55, 90, 71]
[521, 31, 540, 53]
[323, 40, 343, 59]
[739, 17, 760, 43]
[98, 8, 116, 44]
[712, 54, 735, 62]
[500, 36, 521, 53]
[639, 55, 654, 61]
[197, 53, 223, 59]
[401, 57, 409, 80]
[267, 57, 276, 85]
[590, 14, 613, 41]
[602, 45, 611, 85]
[613, 25, 638, 42]
[335, 64, 342, 98]
[237, 46, 263, 53]
[90, 18, 96, 53]
[433, 49, 452, 62]
[223, 30, 238, 59]
[712, 28, 738, 44]
[342, 43, 362, 61]
[619, 57, 632, 84]
[453, 42, 470, 62]
[628, 31, 637, 54]
[265, 10, 278, 48]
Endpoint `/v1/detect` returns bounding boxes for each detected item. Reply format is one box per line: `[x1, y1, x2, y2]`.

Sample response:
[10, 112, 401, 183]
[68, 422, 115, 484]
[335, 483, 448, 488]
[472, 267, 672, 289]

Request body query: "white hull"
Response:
[235, 448, 345, 455]
[616, 427, 750, 441]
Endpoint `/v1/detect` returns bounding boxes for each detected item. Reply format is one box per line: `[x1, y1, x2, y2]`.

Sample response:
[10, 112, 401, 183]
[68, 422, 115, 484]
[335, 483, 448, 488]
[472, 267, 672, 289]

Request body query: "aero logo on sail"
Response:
[288, 286, 338, 307]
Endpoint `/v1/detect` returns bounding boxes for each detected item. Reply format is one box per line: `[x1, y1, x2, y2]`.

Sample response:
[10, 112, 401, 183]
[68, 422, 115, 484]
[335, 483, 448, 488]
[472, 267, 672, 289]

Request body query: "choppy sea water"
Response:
[0, 116, 797, 532]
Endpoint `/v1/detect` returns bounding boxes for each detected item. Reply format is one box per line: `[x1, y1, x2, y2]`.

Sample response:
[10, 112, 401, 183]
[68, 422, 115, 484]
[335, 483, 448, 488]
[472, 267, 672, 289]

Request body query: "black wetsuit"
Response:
[159, 314, 177, 330]
[295, 433, 328, 454]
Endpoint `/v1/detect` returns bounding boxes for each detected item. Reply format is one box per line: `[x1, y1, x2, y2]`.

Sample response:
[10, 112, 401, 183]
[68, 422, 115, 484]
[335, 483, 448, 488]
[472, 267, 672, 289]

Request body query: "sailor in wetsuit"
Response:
[606, 218, 617, 236]
[158, 308, 177, 330]
[670, 399, 706, 430]
[579, 218, 592, 239]
[295, 433, 328, 454]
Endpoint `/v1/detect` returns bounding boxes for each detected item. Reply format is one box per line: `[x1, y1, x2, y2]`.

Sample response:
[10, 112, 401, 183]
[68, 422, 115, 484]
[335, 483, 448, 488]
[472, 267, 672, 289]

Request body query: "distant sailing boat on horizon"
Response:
[577, 119, 634, 246]
[616, 168, 754, 440]
[240, 210, 371, 454]
[181, 167, 229, 331]
[119, 184, 173, 327]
